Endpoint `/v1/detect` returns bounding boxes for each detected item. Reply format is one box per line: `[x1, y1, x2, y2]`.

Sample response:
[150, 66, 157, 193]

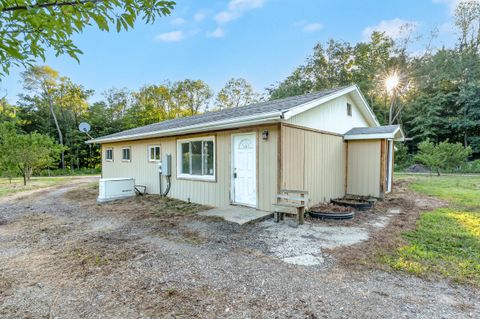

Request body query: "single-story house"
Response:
[88, 85, 404, 211]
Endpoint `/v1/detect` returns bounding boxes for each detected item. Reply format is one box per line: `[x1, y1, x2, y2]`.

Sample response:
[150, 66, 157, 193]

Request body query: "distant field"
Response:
[0, 177, 70, 198]
[387, 174, 480, 286]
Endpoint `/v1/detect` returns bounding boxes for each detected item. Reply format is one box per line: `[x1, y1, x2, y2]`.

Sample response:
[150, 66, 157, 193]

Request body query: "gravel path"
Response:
[0, 178, 478, 318]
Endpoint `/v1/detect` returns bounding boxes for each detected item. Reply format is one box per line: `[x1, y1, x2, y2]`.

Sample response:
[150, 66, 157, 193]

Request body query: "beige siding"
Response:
[281, 125, 346, 205]
[101, 125, 278, 211]
[347, 140, 381, 197]
[287, 94, 370, 134]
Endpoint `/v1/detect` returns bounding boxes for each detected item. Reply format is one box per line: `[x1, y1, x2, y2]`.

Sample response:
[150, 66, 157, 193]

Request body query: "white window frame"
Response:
[176, 136, 215, 181]
[105, 147, 114, 162]
[148, 145, 161, 162]
[121, 147, 131, 162]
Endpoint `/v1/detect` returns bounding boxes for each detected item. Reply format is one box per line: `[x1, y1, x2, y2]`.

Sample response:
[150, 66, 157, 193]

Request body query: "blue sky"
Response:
[2, 0, 462, 104]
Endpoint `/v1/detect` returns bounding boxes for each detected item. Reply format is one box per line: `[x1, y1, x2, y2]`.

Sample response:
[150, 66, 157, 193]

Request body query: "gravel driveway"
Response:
[0, 178, 478, 318]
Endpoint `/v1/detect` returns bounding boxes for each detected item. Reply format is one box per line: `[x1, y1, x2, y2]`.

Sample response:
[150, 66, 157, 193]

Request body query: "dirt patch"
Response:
[310, 202, 353, 213]
[325, 180, 448, 270]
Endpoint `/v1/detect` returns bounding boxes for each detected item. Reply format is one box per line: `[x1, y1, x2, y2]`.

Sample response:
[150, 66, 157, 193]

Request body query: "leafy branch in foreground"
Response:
[0, 0, 176, 76]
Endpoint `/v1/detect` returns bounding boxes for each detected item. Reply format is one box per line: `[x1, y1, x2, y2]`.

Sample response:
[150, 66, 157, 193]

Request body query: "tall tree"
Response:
[0, 0, 175, 75]
[172, 79, 212, 116]
[215, 78, 259, 110]
[21, 66, 66, 169]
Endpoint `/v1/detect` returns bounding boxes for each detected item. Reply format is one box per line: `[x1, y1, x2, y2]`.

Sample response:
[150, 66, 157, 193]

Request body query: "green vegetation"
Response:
[0, 176, 68, 197]
[414, 140, 472, 176]
[386, 175, 480, 285]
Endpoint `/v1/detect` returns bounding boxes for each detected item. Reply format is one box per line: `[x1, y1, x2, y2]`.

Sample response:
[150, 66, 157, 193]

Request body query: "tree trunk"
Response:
[23, 173, 26, 186]
[436, 168, 441, 176]
[48, 98, 65, 170]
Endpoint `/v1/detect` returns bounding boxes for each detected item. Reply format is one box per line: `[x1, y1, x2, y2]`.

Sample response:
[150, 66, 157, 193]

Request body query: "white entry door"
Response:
[232, 133, 257, 207]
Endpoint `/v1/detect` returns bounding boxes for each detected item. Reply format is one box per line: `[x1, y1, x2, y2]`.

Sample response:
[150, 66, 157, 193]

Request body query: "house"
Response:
[87, 85, 404, 211]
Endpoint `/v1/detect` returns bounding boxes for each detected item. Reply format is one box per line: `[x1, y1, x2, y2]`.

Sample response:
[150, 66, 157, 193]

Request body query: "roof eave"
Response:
[86, 111, 282, 144]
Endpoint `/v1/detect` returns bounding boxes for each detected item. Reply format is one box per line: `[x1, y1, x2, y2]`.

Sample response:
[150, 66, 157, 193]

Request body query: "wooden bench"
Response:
[272, 189, 309, 225]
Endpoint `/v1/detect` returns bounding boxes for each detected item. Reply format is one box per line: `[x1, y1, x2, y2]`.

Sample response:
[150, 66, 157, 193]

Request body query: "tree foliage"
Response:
[0, 123, 63, 184]
[0, 0, 175, 75]
[414, 140, 472, 175]
[215, 78, 259, 110]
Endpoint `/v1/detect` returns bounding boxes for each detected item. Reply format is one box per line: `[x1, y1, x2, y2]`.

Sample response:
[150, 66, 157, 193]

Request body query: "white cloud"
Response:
[215, 11, 238, 24]
[303, 22, 323, 32]
[194, 11, 207, 22]
[229, 0, 264, 11]
[207, 27, 225, 38]
[154, 31, 185, 42]
[214, 0, 265, 25]
[362, 18, 419, 40]
[171, 17, 186, 26]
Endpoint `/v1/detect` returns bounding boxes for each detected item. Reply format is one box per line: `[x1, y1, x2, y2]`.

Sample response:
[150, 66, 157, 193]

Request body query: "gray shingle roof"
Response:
[344, 125, 400, 136]
[91, 86, 349, 142]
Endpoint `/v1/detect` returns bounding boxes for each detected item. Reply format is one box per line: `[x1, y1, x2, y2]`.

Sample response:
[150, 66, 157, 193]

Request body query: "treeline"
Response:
[0, 69, 261, 173]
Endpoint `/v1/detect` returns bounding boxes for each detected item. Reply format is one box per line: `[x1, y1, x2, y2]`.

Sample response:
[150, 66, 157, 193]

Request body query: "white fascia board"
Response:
[282, 86, 357, 120]
[282, 85, 380, 127]
[344, 133, 394, 140]
[353, 84, 380, 127]
[86, 111, 282, 144]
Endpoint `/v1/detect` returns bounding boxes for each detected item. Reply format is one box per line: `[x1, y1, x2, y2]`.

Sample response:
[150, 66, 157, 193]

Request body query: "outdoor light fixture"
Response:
[262, 130, 269, 140]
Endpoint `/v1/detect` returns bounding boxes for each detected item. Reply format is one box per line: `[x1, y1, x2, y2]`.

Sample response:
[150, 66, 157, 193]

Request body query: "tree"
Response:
[0, 123, 63, 185]
[172, 79, 212, 116]
[414, 140, 472, 175]
[21, 65, 66, 169]
[0, 0, 175, 75]
[216, 78, 259, 110]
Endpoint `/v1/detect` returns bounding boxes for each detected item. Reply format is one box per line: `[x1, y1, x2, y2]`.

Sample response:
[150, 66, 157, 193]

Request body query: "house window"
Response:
[347, 103, 352, 116]
[105, 148, 113, 162]
[177, 137, 215, 180]
[148, 145, 161, 162]
[121, 147, 131, 162]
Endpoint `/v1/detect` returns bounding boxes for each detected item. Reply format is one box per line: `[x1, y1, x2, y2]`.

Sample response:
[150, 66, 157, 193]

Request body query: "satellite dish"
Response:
[79, 122, 91, 133]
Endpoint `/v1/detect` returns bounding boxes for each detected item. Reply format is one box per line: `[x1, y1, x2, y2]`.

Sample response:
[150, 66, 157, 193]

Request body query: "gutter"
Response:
[86, 111, 283, 144]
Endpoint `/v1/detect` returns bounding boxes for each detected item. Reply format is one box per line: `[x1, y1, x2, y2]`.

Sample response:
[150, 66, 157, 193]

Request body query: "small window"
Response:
[121, 147, 131, 162]
[105, 148, 113, 162]
[148, 145, 161, 162]
[347, 103, 352, 116]
[177, 137, 215, 180]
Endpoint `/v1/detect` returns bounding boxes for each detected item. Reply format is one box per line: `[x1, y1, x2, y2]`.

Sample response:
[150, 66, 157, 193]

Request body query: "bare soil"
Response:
[0, 177, 477, 318]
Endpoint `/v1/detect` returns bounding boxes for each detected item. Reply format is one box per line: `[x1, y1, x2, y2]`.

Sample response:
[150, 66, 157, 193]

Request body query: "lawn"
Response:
[386, 174, 480, 286]
[0, 177, 69, 198]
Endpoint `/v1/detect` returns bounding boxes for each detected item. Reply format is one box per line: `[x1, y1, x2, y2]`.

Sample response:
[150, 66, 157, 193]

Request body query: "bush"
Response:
[414, 140, 472, 175]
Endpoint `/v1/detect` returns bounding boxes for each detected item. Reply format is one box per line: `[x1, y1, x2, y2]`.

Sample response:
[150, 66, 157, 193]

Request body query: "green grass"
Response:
[0, 177, 69, 198]
[384, 174, 480, 285]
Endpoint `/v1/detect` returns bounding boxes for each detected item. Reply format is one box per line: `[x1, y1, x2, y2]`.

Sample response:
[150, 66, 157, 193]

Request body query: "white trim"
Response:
[121, 147, 131, 162]
[386, 139, 394, 193]
[105, 147, 114, 162]
[344, 126, 405, 141]
[176, 136, 216, 182]
[88, 112, 281, 144]
[282, 85, 380, 127]
[230, 132, 257, 208]
[147, 144, 161, 162]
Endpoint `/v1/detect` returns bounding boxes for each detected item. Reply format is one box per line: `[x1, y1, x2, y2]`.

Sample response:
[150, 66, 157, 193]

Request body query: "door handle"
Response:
[233, 172, 237, 178]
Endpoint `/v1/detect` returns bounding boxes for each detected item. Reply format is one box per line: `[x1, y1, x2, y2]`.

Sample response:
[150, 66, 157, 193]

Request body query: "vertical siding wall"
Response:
[101, 125, 278, 211]
[287, 95, 370, 134]
[281, 125, 347, 205]
[347, 140, 381, 197]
